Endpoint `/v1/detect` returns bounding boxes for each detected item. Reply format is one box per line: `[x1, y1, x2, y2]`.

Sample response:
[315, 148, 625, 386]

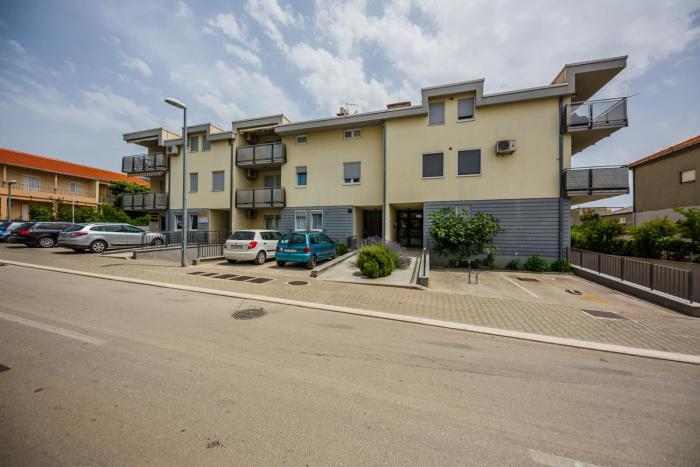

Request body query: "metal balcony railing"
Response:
[122, 153, 168, 174]
[235, 187, 286, 208]
[563, 166, 629, 196]
[236, 143, 286, 167]
[122, 192, 169, 211]
[565, 97, 628, 132]
[0, 180, 92, 198]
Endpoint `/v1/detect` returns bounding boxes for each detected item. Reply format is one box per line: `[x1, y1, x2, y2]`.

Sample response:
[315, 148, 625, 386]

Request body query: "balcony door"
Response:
[264, 174, 281, 188]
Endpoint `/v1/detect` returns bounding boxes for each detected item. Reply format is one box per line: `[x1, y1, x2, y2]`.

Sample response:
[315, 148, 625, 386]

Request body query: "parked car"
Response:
[57, 223, 165, 253]
[9, 222, 77, 248]
[224, 230, 281, 264]
[275, 232, 337, 269]
[0, 221, 30, 242]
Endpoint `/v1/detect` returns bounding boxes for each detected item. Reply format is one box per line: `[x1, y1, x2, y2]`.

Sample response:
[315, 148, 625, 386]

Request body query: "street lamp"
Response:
[7, 180, 17, 220]
[164, 97, 188, 267]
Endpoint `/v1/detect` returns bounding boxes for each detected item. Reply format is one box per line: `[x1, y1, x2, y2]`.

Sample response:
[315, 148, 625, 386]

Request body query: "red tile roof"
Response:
[0, 147, 149, 186]
[629, 135, 700, 168]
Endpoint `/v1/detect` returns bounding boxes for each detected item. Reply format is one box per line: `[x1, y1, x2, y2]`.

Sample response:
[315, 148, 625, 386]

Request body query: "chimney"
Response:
[387, 101, 411, 110]
[336, 106, 349, 117]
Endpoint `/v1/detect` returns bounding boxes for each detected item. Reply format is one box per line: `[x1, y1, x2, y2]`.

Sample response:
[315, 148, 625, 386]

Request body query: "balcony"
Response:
[564, 97, 628, 154]
[122, 192, 168, 211]
[122, 153, 168, 175]
[563, 166, 629, 203]
[236, 143, 286, 168]
[0, 180, 96, 204]
[235, 187, 286, 208]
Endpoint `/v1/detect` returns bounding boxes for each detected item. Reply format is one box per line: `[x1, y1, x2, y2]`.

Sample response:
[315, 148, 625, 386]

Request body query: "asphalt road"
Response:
[0, 265, 698, 466]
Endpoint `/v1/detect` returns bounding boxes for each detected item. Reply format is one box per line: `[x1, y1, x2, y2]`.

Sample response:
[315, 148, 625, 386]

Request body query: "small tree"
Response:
[675, 207, 700, 255]
[107, 180, 150, 208]
[630, 217, 679, 259]
[29, 205, 53, 221]
[571, 216, 625, 254]
[428, 209, 501, 263]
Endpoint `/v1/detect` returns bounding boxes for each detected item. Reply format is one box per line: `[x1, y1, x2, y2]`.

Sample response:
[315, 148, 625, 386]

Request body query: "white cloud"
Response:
[208, 13, 248, 43]
[7, 39, 26, 56]
[244, 0, 302, 52]
[65, 59, 77, 74]
[224, 44, 262, 68]
[176, 2, 193, 19]
[120, 54, 153, 77]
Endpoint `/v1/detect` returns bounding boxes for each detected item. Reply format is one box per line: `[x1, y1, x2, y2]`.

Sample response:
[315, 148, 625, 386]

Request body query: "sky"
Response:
[1, 0, 699, 208]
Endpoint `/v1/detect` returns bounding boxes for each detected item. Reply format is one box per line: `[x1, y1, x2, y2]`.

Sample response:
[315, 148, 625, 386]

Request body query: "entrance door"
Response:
[396, 210, 423, 247]
[362, 210, 382, 238]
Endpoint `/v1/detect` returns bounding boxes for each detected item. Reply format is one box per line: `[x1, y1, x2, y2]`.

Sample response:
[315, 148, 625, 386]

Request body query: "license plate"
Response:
[284, 248, 296, 253]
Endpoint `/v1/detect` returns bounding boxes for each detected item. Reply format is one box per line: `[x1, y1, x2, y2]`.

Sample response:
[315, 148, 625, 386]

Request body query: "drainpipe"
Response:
[558, 96, 565, 260]
[229, 138, 235, 232]
[166, 148, 172, 231]
[381, 120, 387, 239]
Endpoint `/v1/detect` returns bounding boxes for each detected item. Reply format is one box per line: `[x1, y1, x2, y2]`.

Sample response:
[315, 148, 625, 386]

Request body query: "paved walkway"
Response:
[2, 244, 700, 356]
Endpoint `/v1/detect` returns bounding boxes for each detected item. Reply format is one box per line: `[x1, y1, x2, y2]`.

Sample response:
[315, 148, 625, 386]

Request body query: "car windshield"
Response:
[279, 233, 306, 245]
[0, 221, 10, 229]
[63, 225, 85, 232]
[229, 231, 255, 241]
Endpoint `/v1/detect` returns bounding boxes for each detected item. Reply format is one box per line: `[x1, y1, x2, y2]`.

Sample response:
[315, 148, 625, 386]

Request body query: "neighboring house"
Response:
[629, 135, 700, 224]
[601, 206, 633, 225]
[120, 56, 630, 264]
[570, 206, 615, 225]
[0, 148, 149, 221]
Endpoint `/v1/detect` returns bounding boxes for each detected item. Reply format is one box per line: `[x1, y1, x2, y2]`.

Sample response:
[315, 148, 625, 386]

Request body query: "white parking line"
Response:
[499, 273, 539, 298]
[0, 311, 107, 345]
[529, 449, 600, 467]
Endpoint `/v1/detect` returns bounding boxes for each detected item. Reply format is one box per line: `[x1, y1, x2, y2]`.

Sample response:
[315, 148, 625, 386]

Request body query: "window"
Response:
[422, 153, 444, 178]
[310, 233, 319, 244]
[457, 149, 481, 176]
[202, 135, 211, 151]
[681, 169, 696, 184]
[68, 181, 82, 194]
[189, 173, 198, 193]
[343, 162, 361, 184]
[320, 233, 333, 244]
[343, 128, 361, 139]
[264, 215, 282, 231]
[428, 101, 445, 125]
[457, 97, 475, 120]
[22, 174, 40, 192]
[123, 225, 144, 233]
[229, 231, 255, 240]
[190, 214, 199, 230]
[176, 214, 183, 230]
[294, 211, 307, 231]
[189, 135, 199, 152]
[311, 210, 323, 231]
[296, 135, 308, 144]
[296, 166, 307, 187]
[264, 174, 281, 188]
[212, 170, 225, 191]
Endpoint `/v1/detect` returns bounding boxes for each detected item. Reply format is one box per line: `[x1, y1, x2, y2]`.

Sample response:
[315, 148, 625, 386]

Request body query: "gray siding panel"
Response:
[424, 197, 570, 260]
[281, 205, 354, 244]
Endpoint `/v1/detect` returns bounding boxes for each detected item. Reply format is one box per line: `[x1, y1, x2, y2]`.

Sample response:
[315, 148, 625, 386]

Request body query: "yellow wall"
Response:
[385, 95, 564, 205]
[281, 125, 384, 207]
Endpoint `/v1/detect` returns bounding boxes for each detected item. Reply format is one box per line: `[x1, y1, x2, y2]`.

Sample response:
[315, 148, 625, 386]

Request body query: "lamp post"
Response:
[164, 97, 188, 267]
[7, 180, 17, 220]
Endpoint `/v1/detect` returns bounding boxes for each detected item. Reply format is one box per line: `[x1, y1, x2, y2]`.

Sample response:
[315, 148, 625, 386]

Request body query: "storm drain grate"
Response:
[582, 309, 626, 320]
[232, 308, 267, 320]
[249, 277, 273, 284]
[199, 273, 218, 277]
[288, 280, 309, 286]
[215, 274, 238, 279]
[517, 277, 539, 282]
[188, 271, 205, 275]
[231, 275, 255, 281]
[0, 364, 9, 372]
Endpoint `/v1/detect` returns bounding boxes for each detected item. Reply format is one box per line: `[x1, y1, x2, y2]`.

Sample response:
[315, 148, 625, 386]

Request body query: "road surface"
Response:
[0, 265, 698, 466]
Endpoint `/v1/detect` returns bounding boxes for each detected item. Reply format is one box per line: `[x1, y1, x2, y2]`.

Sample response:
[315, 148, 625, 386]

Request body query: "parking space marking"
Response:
[529, 449, 600, 467]
[0, 311, 107, 345]
[499, 273, 539, 298]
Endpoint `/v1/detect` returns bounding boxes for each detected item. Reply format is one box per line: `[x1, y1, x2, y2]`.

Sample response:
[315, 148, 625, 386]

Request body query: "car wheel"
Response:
[330, 251, 337, 260]
[255, 250, 266, 265]
[150, 238, 164, 246]
[38, 237, 55, 248]
[306, 255, 317, 270]
[89, 240, 107, 254]
[276, 260, 286, 267]
[227, 259, 236, 264]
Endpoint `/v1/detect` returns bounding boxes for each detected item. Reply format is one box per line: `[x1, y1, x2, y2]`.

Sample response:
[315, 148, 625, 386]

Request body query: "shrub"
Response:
[675, 207, 700, 255]
[630, 217, 679, 259]
[29, 205, 53, 221]
[428, 209, 501, 263]
[550, 259, 572, 272]
[571, 216, 625, 254]
[356, 245, 394, 278]
[358, 236, 406, 269]
[505, 259, 522, 270]
[524, 256, 549, 272]
[336, 242, 349, 256]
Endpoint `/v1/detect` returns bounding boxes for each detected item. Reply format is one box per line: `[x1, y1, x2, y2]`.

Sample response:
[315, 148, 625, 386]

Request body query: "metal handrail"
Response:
[235, 187, 286, 208]
[122, 153, 168, 173]
[236, 142, 286, 166]
[565, 97, 628, 131]
[0, 180, 93, 197]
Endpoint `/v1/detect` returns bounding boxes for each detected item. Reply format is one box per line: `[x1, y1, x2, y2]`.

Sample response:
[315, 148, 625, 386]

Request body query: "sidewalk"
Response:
[2, 245, 700, 358]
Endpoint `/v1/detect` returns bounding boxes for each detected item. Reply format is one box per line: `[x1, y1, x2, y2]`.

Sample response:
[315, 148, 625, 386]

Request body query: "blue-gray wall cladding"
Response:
[280, 205, 354, 244]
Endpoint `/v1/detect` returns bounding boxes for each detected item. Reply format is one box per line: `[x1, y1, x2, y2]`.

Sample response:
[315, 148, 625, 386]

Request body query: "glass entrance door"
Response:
[396, 210, 423, 247]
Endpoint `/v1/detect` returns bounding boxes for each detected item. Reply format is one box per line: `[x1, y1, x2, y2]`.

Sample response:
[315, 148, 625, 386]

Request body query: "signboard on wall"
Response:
[197, 215, 209, 224]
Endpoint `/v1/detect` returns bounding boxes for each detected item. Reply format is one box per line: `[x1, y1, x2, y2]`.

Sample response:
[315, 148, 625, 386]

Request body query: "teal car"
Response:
[275, 232, 337, 269]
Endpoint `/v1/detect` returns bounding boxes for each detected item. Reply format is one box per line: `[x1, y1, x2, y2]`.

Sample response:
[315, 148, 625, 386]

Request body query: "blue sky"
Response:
[1, 0, 699, 208]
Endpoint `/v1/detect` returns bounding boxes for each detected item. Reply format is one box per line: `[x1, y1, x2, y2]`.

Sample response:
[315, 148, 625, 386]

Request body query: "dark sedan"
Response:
[8, 222, 78, 248]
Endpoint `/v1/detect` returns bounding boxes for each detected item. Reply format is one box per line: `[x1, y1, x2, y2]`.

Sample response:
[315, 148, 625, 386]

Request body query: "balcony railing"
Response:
[565, 97, 628, 132]
[236, 143, 286, 167]
[0, 180, 93, 198]
[235, 187, 286, 208]
[122, 153, 168, 174]
[563, 166, 629, 197]
[122, 192, 168, 211]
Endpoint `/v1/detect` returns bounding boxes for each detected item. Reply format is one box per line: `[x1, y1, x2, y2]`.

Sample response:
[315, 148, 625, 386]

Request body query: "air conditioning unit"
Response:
[167, 145, 178, 155]
[246, 209, 257, 219]
[496, 139, 517, 155]
[245, 168, 257, 180]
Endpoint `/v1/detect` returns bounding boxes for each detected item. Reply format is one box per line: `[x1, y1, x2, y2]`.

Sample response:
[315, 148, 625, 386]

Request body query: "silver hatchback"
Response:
[58, 223, 165, 253]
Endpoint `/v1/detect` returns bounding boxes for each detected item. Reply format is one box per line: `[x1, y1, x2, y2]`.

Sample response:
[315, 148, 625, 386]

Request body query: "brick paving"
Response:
[2, 244, 700, 356]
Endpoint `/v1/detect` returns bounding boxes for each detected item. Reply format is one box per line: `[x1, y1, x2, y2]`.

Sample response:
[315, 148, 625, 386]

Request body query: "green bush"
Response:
[356, 245, 394, 278]
[505, 259, 522, 270]
[675, 207, 700, 255]
[336, 242, 349, 256]
[630, 217, 679, 259]
[550, 259, 572, 272]
[29, 205, 53, 221]
[524, 256, 549, 272]
[428, 209, 501, 263]
[571, 216, 625, 254]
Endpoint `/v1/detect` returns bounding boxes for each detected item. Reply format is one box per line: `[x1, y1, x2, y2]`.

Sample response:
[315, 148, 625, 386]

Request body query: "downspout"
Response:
[558, 96, 565, 260]
[166, 148, 172, 231]
[229, 138, 235, 232]
[381, 120, 387, 239]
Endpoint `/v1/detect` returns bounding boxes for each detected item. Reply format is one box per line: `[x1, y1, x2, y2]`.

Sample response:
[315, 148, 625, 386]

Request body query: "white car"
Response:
[224, 230, 281, 264]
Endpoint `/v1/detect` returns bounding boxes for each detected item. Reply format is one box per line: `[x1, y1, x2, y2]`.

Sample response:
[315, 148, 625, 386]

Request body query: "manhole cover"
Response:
[582, 309, 626, 320]
[517, 277, 539, 282]
[232, 308, 267, 320]
[288, 280, 308, 286]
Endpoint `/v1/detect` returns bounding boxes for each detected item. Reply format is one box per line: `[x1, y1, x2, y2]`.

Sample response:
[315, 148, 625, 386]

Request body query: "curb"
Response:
[1, 257, 698, 365]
